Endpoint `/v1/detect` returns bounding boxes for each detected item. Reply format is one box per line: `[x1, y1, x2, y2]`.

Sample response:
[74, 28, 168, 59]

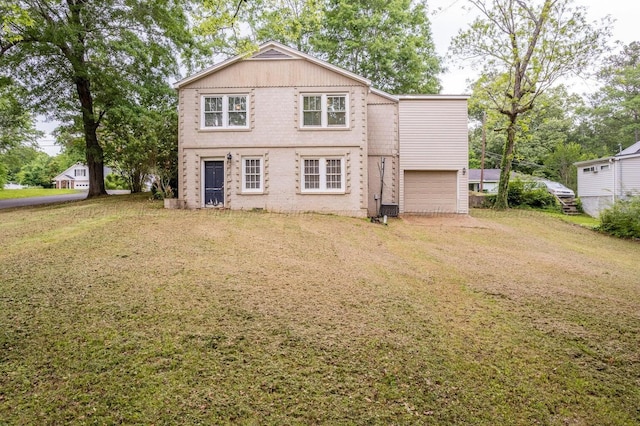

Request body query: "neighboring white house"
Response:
[52, 162, 90, 189]
[173, 41, 469, 216]
[468, 169, 501, 193]
[52, 163, 113, 190]
[575, 140, 640, 217]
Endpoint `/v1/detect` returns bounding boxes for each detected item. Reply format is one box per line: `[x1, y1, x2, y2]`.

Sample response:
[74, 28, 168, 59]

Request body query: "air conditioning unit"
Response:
[380, 204, 399, 217]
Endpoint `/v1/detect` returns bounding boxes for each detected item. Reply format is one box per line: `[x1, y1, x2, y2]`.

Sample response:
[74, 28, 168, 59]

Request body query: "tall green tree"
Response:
[0, 145, 39, 183]
[246, 0, 323, 52]
[16, 151, 58, 187]
[197, 0, 442, 93]
[312, 0, 441, 93]
[0, 78, 41, 187]
[452, 0, 611, 209]
[587, 42, 640, 152]
[543, 142, 585, 190]
[101, 87, 178, 194]
[0, 78, 40, 153]
[0, 0, 195, 197]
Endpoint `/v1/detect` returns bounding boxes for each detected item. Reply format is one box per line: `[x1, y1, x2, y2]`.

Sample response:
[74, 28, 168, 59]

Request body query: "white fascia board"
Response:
[174, 41, 373, 89]
[397, 94, 471, 100]
[574, 157, 614, 167]
[369, 87, 398, 102]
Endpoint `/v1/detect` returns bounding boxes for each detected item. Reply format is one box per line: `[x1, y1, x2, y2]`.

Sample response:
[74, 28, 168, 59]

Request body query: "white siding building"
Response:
[575, 141, 640, 217]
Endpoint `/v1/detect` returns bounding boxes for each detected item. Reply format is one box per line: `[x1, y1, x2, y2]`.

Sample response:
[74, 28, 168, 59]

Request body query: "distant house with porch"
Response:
[575, 141, 640, 217]
[52, 163, 112, 190]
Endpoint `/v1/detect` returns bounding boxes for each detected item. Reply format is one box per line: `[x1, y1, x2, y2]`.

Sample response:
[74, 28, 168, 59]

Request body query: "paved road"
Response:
[0, 192, 88, 209]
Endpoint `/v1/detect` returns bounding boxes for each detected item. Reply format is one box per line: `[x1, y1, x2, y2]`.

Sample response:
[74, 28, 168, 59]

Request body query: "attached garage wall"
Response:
[404, 170, 458, 213]
[398, 96, 469, 214]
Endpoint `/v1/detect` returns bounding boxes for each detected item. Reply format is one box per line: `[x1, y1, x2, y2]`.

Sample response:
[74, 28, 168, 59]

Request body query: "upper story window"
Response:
[202, 94, 248, 129]
[301, 94, 348, 128]
[74, 168, 86, 177]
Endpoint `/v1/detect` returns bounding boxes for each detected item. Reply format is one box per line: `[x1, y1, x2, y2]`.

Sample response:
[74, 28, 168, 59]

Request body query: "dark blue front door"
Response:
[204, 161, 224, 207]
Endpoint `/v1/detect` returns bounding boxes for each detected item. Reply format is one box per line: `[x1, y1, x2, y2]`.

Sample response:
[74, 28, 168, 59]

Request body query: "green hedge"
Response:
[598, 197, 640, 239]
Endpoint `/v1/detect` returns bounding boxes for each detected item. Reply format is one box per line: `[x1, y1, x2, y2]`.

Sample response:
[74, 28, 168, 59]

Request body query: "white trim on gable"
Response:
[173, 41, 372, 89]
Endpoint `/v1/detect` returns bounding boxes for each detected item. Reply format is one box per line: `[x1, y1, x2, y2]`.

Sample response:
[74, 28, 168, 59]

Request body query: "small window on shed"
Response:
[583, 166, 595, 173]
[600, 164, 609, 171]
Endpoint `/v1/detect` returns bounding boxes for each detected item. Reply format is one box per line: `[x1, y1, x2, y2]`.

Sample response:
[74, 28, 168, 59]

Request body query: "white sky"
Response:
[38, 0, 640, 155]
[429, 0, 640, 94]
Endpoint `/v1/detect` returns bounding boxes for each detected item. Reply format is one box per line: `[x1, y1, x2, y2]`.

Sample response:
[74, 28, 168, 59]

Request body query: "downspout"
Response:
[378, 157, 386, 217]
[611, 158, 616, 204]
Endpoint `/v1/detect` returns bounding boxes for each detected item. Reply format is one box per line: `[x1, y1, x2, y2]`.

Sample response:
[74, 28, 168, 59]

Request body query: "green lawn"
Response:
[0, 188, 82, 199]
[1, 195, 638, 424]
[544, 211, 600, 228]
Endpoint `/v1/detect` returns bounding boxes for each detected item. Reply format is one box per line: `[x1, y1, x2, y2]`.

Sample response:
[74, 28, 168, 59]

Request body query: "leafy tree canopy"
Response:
[452, 0, 612, 209]
[0, 0, 197, 197]
[586, 41, 640, 152]
[0, 77, 41, 153]
[311, 0, 442, 93]
[198, 0, 443, 94]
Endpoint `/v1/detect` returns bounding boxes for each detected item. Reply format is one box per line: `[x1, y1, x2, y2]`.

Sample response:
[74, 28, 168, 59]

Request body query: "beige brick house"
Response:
[174, 41, 469, 217]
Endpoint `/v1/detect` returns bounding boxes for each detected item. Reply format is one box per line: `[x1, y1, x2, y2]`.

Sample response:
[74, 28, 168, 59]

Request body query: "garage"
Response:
[403, 170, 458, 213]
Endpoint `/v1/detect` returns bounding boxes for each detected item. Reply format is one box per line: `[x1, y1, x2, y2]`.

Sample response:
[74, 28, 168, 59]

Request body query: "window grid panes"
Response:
[204, 97, 223, 127]
[202, 95, 247, 128]
[304, 159, 320, 189]
[325, 159, 342, 189]
[327, 96, 346, 126]
[228, 96, 247, 127]
[302, 158, 344, 192]
[303, 96, 322, 126]
[244, 158, 261, 190]
[301, 94, 347, 128]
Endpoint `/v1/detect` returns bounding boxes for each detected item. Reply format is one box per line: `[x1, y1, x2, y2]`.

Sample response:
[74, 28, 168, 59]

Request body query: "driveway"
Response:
[0, 192, 88, 209]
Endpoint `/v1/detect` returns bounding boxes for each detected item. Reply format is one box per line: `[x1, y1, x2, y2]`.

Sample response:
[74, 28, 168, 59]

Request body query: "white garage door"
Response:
[404, 170, 458, 213]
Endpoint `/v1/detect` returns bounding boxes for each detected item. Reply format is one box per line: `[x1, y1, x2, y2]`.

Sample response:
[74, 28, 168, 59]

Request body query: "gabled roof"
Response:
[575, 140, 640, 167]
[468, 169, 501, 182]
[617, 140, 640, 156]
[53, 162, 87, 181]
[173, 41, 373, 89]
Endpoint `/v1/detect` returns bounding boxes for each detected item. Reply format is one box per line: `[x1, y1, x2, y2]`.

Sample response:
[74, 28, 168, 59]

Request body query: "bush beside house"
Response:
[598, 197, 640, 239]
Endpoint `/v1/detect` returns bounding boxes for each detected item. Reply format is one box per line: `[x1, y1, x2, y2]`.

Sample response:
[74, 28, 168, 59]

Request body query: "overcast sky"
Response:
[38, 0, 640, 155]
[429, 0, 640, 94]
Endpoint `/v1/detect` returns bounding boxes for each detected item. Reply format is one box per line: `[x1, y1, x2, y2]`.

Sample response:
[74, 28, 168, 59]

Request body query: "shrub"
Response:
[105, 173, 128, 190]
[598, 197, 640, 239]
[482, 178, 558, 210]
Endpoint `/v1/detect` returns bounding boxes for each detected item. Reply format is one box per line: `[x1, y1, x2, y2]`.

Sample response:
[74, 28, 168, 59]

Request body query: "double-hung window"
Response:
[202, 95, 248, 129]
[301, 94, 348, 128]
[242, 157, 263, 193]
[302, 157, 344, 193]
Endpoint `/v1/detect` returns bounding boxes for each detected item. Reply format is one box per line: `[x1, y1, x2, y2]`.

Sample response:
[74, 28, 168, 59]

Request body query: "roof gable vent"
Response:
[252, 48, 294, 60]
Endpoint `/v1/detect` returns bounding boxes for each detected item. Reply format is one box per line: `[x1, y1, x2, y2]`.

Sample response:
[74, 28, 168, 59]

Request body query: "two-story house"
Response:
[173, 41, 469, 217]
[52, 162, 91, 189]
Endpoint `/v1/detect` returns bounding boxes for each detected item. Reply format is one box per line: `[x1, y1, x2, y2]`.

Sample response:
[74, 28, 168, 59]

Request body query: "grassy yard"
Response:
[0, 188, 82, 199]
[1, 195, 638, 425]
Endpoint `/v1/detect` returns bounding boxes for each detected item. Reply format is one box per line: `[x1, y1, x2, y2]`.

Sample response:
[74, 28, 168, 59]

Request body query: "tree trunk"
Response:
[75, 76, 107, 198]
[494, 118, 518, 210]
